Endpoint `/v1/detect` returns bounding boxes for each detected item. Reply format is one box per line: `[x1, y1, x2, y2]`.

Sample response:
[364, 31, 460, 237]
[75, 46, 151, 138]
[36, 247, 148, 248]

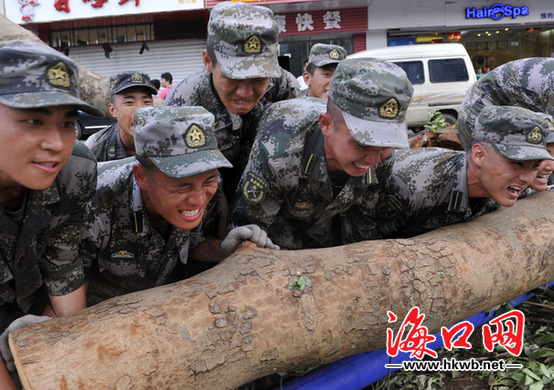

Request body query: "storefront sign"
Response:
[274, 8, 367, 36]
[465, 4, 530, 21]
[6, 0, 204, 24]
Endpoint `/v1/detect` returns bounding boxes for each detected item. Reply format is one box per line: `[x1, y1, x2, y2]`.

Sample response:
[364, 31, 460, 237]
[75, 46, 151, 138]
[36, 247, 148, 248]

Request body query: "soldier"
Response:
[458, 57, 554, 150]
[378, 106, 554, 238]
[80, 106, 274, 304]
[165, 1, 301, 201]
[526, 131, 554, 192]
[85, 71, 156, 161]
[226, 58, 413, 251]
[0, 40, 101, 389]
[303, 43, 347, 100]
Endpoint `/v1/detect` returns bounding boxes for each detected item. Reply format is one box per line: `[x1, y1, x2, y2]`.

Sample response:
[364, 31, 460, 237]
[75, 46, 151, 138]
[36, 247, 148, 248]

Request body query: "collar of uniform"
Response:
[447, 153, 470, 213]
[34, 176, 62, 207]
[130, 173, 148, 234]
[109, 123, 127, 160]
[300, 124, 326, 182]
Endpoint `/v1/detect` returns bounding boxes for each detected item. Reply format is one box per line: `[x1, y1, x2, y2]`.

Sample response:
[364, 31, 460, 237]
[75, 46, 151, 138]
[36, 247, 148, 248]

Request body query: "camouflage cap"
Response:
[207, 2, 280, 79]
[307, 43, 347, 68]
[0, 40, 102, 116]
[547, 129, 554, 144]
[473, 106, 554, 161]
[134, 106, 232, 178]
[328, 57, 413, 149]
[109, 71, 157, 96]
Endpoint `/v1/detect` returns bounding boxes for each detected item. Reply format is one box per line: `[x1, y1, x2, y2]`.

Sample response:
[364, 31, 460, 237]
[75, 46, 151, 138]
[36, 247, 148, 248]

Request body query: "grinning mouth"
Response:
[37, 162, 57, 168]
[353, 162, 371, 170]
[507, 185, 523, 196]
[179, 208, 201, 218]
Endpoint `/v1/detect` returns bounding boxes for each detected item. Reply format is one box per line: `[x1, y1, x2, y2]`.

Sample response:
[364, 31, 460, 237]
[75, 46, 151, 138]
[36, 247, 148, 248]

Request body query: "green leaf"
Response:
[297, 276, 306, 291]
[539, 363, 552, 379]
[529, 380, 544, 390]
[522, 368, 541, 381]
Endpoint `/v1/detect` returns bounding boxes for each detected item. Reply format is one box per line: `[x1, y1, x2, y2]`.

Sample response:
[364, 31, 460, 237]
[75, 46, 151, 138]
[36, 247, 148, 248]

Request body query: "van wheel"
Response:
[75, 121, 84, 140]
[441, 113, 457, 128]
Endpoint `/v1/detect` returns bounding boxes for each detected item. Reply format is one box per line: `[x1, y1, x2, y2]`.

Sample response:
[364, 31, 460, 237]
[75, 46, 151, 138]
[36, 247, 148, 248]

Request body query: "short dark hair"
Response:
[161, 72, 173, 84]
[151, 79, 161, 90]
[135, 154, 156, 173]
[206, 46, 218, 67]
[305, 63, 316, 76]
[326, 99, 345, 126]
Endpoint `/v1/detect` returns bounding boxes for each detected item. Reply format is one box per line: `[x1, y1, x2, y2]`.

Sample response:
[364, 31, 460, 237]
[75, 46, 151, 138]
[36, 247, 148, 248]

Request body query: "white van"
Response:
[348, 43, 477, 131]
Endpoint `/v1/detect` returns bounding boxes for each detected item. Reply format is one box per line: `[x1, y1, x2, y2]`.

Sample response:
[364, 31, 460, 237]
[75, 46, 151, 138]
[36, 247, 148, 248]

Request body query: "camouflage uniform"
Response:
[1, 143, 97, 330]
[164, 2, 300, 199]
[166, 69, 299, 169]
[80, 158, 200, 304]
[230, 58, 414, 249]
[81, 106, 231, 304]
[377, 148, 498, 237]
[85, 71, 156, 162]
[458, 58, 554, 149]
[84, 123, 127, 161]
[379, 106, 554, 238]
[0, 40, 100, 331]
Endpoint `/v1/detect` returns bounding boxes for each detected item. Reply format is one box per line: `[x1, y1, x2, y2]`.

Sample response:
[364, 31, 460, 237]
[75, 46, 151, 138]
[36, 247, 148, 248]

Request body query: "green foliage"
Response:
[424, 111, 450, 134]
[288, 275, 312, 292]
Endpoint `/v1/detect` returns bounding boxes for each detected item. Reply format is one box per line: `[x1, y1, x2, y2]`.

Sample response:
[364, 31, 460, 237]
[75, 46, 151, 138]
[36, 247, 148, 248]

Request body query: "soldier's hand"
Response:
[221, 224, 280, 258]
[0, 315, 51, 372]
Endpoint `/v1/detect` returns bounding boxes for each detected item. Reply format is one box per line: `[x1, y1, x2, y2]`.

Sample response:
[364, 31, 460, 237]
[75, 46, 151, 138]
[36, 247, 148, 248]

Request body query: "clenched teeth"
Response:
[354, 162, 371, 170]
[508, 185, 522, 192]
[179, 208, 200, 217]
[38, 162, 56, 168]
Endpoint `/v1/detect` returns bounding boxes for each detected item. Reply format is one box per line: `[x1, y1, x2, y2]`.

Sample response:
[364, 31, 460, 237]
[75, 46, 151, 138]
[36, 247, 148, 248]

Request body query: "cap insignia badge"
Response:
[379, 98, 399, 119]
[185, 124, 206, 148]
[526, 126, 543, 144]
[47, 61, 71, 88]
[244, 35, 262, 54]
[131, 73, 144, 83]
[329, 48, 340, 59]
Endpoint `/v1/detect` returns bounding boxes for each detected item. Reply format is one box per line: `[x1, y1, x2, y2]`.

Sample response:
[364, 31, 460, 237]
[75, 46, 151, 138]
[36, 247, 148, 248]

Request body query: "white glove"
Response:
[221, 224, 280, 258]
[0, 315, 51, 372]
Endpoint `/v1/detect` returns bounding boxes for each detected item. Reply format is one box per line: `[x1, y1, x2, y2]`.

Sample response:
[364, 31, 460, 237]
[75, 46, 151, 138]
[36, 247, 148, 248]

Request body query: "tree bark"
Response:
[0, 15, 111, 117]
[9, 191, 554, 390]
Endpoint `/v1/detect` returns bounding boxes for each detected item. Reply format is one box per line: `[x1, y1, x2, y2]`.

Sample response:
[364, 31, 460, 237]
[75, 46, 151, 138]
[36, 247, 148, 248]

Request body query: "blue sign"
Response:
[466, 4, 529, 20]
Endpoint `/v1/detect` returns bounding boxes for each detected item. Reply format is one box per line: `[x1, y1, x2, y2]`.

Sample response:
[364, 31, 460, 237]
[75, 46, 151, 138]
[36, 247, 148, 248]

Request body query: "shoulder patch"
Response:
[376, 195, 405, 220]
[242, 171, 269, 205]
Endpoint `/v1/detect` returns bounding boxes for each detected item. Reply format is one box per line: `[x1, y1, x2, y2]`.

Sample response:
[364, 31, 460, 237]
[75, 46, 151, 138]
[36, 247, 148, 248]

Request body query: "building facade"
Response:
[2, 0, 554, 81]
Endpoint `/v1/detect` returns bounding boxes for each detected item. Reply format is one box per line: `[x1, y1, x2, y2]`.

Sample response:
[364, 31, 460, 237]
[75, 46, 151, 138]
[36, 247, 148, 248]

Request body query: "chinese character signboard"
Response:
[275, 8, 367, 36]
[6, 0, 205, 24]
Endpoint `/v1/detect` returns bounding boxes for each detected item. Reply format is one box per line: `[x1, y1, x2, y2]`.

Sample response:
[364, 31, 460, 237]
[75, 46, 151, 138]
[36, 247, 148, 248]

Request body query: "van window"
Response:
[428, 58, 469, 83]
[393, 61, 424, 85]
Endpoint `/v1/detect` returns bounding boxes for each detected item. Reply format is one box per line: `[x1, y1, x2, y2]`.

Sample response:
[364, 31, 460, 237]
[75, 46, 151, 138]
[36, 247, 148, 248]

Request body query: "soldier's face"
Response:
[135, 165, 219, 231]
[529, 143, 554, 191]
[472, 144, 542, 206]
[109, 88, 154, 145]
[321, 111, 392, 177]
[305, 64, 337, 100]
[203, 52, 270, 115]
[0, 104, 77, 193]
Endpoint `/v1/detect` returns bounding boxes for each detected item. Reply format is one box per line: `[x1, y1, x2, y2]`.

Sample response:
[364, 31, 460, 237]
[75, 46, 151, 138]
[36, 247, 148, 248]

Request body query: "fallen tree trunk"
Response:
[0, 15, 110, 117]
[9, 191, 554, 389]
